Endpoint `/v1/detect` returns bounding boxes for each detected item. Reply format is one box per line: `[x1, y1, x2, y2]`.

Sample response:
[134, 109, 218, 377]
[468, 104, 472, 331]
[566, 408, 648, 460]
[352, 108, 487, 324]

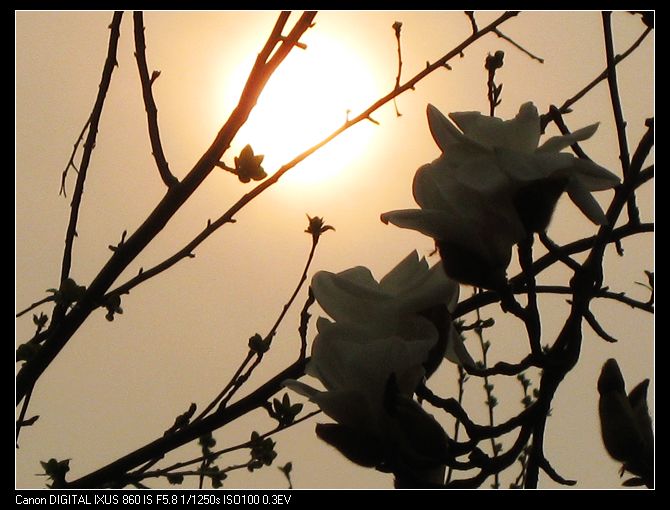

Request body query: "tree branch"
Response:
[133, 11, 178, 188]
[16, 11, 317, 405]
[59, 11, 123, 287]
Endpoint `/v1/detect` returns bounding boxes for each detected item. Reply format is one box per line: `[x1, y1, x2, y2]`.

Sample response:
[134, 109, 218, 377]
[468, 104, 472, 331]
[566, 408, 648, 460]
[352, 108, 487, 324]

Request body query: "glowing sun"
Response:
[219, 28, 382, 187]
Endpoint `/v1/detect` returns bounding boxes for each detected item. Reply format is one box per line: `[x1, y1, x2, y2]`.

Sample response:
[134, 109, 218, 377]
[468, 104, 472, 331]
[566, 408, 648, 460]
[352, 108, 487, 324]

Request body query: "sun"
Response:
[217, 28, 382, 187]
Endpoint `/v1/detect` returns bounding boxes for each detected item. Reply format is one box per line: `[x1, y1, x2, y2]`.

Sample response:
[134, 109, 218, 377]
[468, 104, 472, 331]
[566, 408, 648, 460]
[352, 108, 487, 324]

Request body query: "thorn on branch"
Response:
[278, 35, 307, 50]
[366, 115, 380, 125]
[615, 239, 624, 256]
[150, 70, 161, 85]
[108, 230, 128, 252]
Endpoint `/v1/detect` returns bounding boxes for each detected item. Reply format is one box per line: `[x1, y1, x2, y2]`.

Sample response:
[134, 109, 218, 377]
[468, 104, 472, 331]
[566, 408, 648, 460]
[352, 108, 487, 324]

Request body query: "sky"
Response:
[15, 11, 653, 489]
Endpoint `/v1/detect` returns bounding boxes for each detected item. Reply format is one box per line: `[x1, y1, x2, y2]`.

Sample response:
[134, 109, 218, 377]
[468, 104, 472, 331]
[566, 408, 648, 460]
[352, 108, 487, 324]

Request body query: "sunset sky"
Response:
[16, 11, 653, 489]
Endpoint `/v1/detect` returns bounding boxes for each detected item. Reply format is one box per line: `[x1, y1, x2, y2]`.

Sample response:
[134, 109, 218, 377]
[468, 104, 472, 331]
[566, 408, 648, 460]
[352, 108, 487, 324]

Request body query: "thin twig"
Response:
[518, 236, 542, 355]
[446, 365, 467, 483]
[193, 352, 255, 423]
[602, 12, 638, 224]
[538, 232, 582, 273]
[583, 308, 618, 343]
[546, 106, 590, 159]
[473, 289, 500, 488]
[133, 12, 178, 188]
[464, 11, 477, 33]
[59, 11, 123, 287]
[216, 234, 320, 410]
[493, 28, 544, 63]
[542, 25, 652, 129]
[15, 384, 35, 445]
[64, 354, 309, 488]
[59, 118, 90, 197]
[392, 21, 403, 117]
[539, 456, 576, 486]
[15, 296, 55, 318]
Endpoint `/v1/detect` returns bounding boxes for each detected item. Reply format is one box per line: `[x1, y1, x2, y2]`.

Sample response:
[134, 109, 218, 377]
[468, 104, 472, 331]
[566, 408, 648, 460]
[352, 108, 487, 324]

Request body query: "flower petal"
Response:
[381, 208, 458, 241]
[444, 324, 475, 368]
[427, 104, 470, 152]
[570, 159, 620, 191]
[537, 123, 599, 153]
[449, 102, 540, 153]
[567, 184, 608, 225]
[311, 269, 394, 333]
[397, 263, 459, 315]
[379, 250, 428, 296]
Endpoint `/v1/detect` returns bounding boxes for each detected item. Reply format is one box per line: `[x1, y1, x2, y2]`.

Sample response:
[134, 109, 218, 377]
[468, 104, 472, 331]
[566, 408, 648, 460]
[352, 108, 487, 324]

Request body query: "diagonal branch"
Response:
[541, 24, 651, 130]
[59, 11, 123, 286]
[133, 11, 178, 188]
[16, 11, 317, 405]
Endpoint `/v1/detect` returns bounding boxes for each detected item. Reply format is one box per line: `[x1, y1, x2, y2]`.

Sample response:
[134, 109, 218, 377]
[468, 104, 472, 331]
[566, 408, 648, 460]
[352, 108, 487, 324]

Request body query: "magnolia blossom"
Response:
[381, 103, 620, 289]
[284, 251, 467, 476]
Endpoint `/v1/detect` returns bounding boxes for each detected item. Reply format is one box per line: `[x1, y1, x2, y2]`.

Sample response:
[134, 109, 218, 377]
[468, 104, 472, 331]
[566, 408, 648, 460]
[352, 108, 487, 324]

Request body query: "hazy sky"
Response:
[16, 11, 653, 489]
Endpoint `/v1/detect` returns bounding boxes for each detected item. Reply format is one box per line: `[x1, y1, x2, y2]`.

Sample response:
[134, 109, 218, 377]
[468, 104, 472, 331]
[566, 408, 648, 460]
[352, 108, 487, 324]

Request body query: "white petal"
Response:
[397, 263, 459, 314]
[567, 184, 608, 225]
[494, 147, 544, 182]
[571, 159, 620, 191]
[443, 324, 475, 368]
[507, 102, 541, 153]
[427, 104, 469, 152]
[311, 269, 393, 332]
[538, 123, 599, 153]
[449, 102, 540, 153]
[381, 208, 457, 241]
[447, 152, 513, 195]
[379, 250, 427, 296]
[283, 379, 323, 401]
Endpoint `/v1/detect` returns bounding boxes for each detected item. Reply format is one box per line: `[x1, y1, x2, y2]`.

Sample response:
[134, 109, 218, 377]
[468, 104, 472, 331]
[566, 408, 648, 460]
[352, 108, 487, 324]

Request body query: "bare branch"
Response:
[493, 28, 544, 63]
[59, 118, 90, 197]
[133, 12, 178, 188]
[59, 11, 123, 286]
[542, 25, 652, 129]
[464, 11, 477, 33]
[583, 308, 618, 343]
[392, 21, 403, 117]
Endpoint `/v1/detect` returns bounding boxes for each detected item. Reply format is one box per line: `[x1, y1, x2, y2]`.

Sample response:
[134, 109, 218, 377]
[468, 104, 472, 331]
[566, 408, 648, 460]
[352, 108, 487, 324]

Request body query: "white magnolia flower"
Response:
[310, 250, 471, 366]
[382, 102, 620, 289]
[284, 251, 467, 475]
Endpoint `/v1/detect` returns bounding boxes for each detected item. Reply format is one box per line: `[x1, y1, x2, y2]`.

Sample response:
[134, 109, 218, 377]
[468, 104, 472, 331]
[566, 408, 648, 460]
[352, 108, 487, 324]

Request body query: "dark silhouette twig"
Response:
[59, 11, 123, 287]
[541, 25, 651, 130]
[133, 12, 178, 188]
